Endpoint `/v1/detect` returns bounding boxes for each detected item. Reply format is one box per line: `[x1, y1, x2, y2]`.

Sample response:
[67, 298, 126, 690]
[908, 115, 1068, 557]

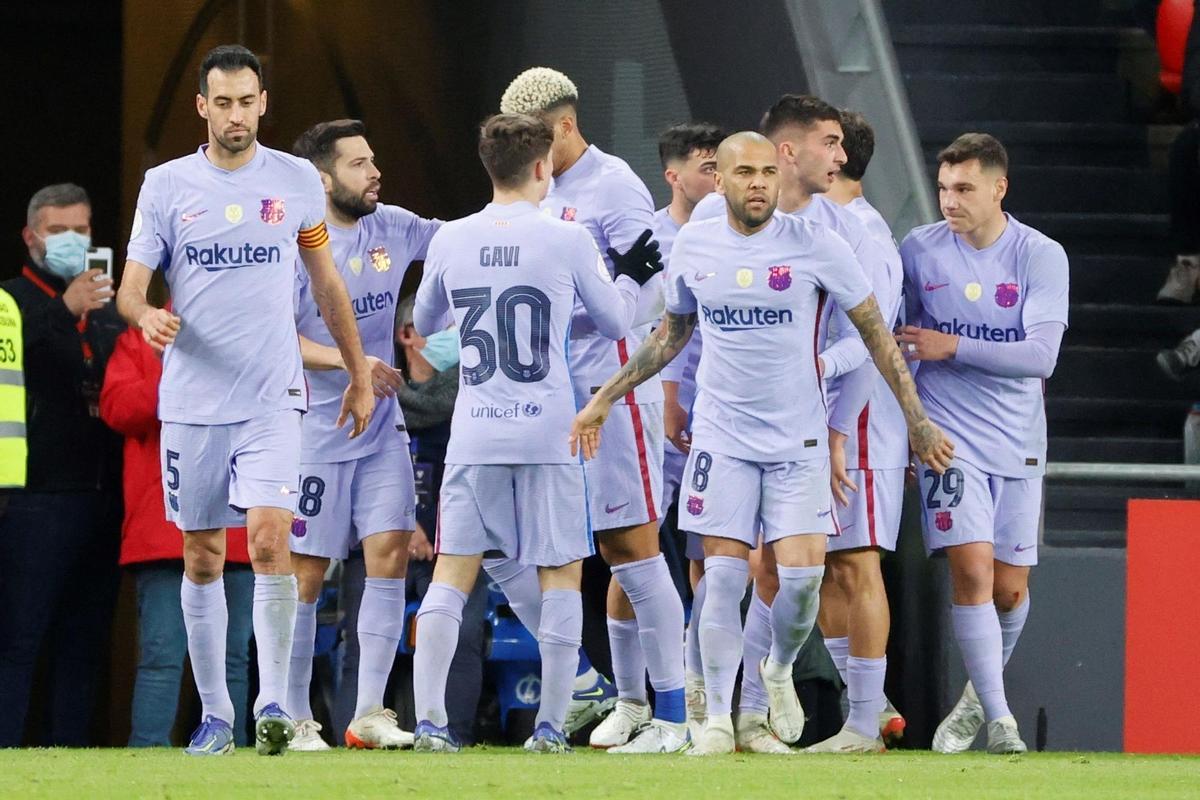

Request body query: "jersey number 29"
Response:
[452, 285, 551, 386]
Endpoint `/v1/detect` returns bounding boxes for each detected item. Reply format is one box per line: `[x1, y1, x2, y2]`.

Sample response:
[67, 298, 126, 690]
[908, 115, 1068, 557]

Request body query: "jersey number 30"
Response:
[452, 286, 552, 386]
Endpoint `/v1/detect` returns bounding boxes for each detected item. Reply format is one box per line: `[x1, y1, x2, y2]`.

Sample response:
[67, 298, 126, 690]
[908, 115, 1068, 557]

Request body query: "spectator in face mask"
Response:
[0, 182, 124, 746]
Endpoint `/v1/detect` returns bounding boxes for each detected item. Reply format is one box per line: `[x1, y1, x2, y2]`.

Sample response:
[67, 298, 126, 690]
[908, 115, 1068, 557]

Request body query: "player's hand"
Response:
[818, 356, 826, 379]
[63, 269, 115, 317]
[365, 356, 404, 398]
[896, 325, 958, 362]
[337, 376, 374, 439]
[664, 400, 691, 454]
[137, 306, 181, 353]
[829, 428, 857, 507]
[409, 522, 434, 562]
[909, 418, 954, 474]
[608, 229, 663, 287]
[569, 396, 612, 460]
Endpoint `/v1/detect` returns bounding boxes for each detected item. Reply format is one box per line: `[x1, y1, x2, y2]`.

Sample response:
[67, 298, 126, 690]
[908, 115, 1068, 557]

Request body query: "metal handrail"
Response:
[1047, 462, 1200, 482]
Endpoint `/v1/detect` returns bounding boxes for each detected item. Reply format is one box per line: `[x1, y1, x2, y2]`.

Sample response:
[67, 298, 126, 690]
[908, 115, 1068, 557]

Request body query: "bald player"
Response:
[570, 132, 954, 756]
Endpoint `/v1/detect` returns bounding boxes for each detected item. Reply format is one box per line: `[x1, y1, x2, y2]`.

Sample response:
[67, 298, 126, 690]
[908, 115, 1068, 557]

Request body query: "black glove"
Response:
[607, 229, 663, 286]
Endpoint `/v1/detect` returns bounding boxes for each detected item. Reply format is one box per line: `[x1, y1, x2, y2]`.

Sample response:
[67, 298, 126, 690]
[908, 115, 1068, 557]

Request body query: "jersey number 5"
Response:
[452, 286, 552, 386]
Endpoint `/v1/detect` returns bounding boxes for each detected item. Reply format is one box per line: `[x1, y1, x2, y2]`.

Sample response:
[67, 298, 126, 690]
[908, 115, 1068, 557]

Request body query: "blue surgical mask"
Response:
[420, 329, 460, 372]
[38, 231, 91, 280]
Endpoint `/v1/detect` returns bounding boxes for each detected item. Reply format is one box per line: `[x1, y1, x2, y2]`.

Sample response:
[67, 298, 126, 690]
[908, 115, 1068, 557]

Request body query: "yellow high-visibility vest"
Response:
[0, 287, 26, 488]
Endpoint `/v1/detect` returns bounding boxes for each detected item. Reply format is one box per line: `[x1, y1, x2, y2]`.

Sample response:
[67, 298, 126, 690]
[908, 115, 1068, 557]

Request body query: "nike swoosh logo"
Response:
[924, 281, 949, 291]
[818, 509, 833, 518]
[605, 502, 630, 514]
[694, 271, 716, 282]
[181, 210, 208, 222]
[838, 523, 855, 531]
[1014, 543, 1035, 552]
[574, 685, 609, 699]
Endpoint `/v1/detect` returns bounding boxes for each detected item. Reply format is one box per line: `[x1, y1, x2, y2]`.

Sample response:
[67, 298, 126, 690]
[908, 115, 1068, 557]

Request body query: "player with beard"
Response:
[286, 120, 441, 751]
[117, 45, 373, 756]
[570, 131, 953, 755]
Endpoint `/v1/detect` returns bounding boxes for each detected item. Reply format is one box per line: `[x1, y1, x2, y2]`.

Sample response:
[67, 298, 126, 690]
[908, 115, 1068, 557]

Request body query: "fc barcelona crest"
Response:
[561, 207, 577, 222]
[995, 282, 1020, 308]
[934, 510, 953, 532]
[768, 265, 792, 291]
[368, 246, 392, 272]
[260, 198, 286, 225]
[687, 495, 704, 516]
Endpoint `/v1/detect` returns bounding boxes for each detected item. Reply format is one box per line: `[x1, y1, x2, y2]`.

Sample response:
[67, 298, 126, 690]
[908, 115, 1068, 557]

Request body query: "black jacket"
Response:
[1, 263, 123, 493]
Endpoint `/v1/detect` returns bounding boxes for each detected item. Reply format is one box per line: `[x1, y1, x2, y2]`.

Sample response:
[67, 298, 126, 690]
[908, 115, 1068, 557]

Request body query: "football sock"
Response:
[413, 583, 467, 728]
[738, 590, 772, 715]
[846, 655, 887, 738]
[537, 589, 583, 733]
[252, 574, 298, 715]
[611, 555, 686, 722]
[999, 592, 1030, 668]
[355, 577, 405, 719]
[286, 600, 317, 720]
[699, 556, 749, 717]
[764, 565, 824, 677]
[824, 636, 850, 684]
[952, 602, 1011, 721]
[181, 575, 235, 725]
[685, 574, 707, 678]
[607, 616, 647, 703]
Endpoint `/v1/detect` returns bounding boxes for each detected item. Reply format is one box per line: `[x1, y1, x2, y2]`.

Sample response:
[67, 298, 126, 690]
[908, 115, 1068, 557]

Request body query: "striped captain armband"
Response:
[297, 221, 330, 250]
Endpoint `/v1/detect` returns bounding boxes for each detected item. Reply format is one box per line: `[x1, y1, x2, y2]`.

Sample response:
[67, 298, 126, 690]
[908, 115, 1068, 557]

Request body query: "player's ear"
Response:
[777, 140, 795, 164]
[714, 171, 726, 196]
[195, 93, 208, 120]
[994, 175, 1008, 204]
[259, 90, 268, 117]
[663, 167, 679, 190]
[319, 170, 334, 194]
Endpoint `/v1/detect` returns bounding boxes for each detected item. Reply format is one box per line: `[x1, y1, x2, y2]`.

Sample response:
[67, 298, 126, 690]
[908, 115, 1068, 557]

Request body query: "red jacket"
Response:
[100, 327, 251, 565]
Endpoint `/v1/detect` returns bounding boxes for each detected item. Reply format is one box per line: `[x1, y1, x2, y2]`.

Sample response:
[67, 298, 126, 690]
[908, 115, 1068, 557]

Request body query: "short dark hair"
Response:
[293, 119, 367, 173]
[478, 113, 554, 189]
[937, 132, 1009, 174]
[838, 110, 875, 181]
[759, 94, 841, 139]
[657, 122, 726, 169]
[199, 44, 264, 96]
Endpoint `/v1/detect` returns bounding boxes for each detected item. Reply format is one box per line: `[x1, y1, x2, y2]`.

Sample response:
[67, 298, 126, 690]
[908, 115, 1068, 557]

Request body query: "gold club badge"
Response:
[736, 268, 754, 288]
[348, 257, 364, 276]
[964, 282, 983, 302]
[225, 204, 243, 224]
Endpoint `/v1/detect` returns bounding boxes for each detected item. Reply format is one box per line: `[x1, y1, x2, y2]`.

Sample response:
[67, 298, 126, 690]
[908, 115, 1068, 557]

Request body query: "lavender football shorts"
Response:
[677, 447, 836, 547]
[437, 463, 594, 568]
[161, 409, 301, 532]
[828, 468, 905, 553]
[290, 438, 417, 560]
[588, 402, 664, 531]
[918, 457, 1042, 567]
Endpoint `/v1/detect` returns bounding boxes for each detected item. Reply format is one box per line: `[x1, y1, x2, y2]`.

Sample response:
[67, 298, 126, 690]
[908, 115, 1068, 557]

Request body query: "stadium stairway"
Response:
[885, 0, 1200, 545]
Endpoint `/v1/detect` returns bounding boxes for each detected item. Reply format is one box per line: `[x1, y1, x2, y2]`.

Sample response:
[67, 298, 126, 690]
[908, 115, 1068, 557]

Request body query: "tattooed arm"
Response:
[845, 294, 955, 473]
[569, 310, 698, 459]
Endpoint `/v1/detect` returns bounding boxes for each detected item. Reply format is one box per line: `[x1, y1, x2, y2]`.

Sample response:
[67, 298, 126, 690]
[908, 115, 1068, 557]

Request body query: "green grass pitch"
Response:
[1, 748, 1197, 799]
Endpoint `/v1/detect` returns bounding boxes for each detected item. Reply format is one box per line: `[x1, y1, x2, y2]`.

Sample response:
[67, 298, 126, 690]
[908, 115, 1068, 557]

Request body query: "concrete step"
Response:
[883, 0, 1133, 27]
[1048, 435, 1181, 463]
[1067, 254, 1169, 304]
[895, 25, 1146, 74]
[916, 121, 1154, 167]
[905, 72, 1132, 124]
[1046, 397, 1188, 439]
[1016, 212, 1170, 256]
[1052, 345, 1195, 400]
[1065, 303, 1200, 347]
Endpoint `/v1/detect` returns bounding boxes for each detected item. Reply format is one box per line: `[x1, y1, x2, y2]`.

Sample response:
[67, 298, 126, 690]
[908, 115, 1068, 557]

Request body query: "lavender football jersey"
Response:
[127, 144, 326, 425]
[414, 201, 631, 465]
[655, 207, 703, 456]
[544, 145, 662, 408]
[827, 197, 908, 470]
[900, 214, 1069, 477]
[666, 213, 872, 463]
[295, 204, 441, 462]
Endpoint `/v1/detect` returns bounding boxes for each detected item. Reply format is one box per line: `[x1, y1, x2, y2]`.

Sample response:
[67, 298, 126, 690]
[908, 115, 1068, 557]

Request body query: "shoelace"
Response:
[192, 717, 225, 744]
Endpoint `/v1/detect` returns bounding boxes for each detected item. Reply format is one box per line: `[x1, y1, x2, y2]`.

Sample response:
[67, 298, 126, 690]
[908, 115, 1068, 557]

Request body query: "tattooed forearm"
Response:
[845, 295, 927, 428]
[596, 311, 697, 405]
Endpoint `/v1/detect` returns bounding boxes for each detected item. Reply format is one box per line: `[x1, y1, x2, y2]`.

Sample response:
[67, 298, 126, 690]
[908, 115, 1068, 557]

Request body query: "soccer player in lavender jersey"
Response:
[570, 132, 954, 756]
[898, 133, 1068, 755]
[693, 95, 891, 752]
[589, 122, 724, 750]
[809, 110, 908, 753]
[116, 45, 373, 757]
[490, 67, 690, 753]
[410, 113, 639, 754]
[285, 120, 442, 751]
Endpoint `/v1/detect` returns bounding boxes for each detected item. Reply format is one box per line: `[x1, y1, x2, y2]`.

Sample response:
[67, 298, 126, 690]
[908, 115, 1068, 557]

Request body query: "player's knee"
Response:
[951, 561, 994, 603]
[993, 583, 1026, 613]
[830, 554, 883, 597]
